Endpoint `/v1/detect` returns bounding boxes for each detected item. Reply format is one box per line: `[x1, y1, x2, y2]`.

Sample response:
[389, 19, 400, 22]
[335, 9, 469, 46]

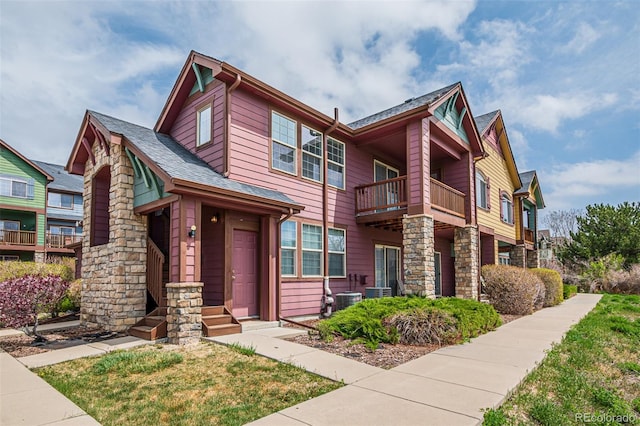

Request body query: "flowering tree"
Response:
[0, 274, 69, 341]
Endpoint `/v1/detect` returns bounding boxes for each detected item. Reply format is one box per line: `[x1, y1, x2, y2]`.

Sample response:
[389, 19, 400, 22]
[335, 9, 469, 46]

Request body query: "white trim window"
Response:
[499, 252, 511, 265]
[327, 137, 345, 189]
[280, 221, 297, 276]
[476, 171, 488, 209]
[328, 228, 346, 277]
[302, 224, 322, 276]
[196, 104, 212, 147]
[0, 176, 31, 199]
[501, 193, 514, 224]
[301, 126, 323, 182]
[48, 192, 73, 209]
[271, 111, 297, 174]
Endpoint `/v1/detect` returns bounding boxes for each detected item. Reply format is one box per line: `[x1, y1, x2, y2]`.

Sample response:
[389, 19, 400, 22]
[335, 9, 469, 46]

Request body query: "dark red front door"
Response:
[232, 229, 258, 317]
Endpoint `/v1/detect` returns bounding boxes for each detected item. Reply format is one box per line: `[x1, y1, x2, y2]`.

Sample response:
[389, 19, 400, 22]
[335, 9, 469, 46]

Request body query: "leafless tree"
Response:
[542, 209, 581, 242]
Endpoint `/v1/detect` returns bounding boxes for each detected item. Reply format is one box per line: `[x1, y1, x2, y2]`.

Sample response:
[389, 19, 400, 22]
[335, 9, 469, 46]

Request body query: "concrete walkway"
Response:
[211, 293, 602, 426]
[1, 294, 601, 426]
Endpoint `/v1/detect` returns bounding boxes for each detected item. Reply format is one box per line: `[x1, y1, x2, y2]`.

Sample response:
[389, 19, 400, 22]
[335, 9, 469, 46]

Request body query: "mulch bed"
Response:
[0, 326, 126, 358]
[283, 313, 523, 369]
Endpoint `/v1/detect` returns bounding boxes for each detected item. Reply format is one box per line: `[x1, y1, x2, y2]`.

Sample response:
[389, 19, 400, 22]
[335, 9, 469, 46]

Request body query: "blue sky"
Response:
[1, 0, 638, 221]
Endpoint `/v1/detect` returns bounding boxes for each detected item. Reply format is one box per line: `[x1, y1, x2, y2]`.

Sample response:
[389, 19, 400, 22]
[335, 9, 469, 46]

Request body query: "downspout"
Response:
[276, 208, 294, 320]
[321, 108, 339, 318]
[223, 74, 242, 177]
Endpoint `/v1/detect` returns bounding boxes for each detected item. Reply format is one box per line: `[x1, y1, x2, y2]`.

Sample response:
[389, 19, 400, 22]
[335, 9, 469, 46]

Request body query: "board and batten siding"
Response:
[476, 127, 518, 251]
[227, 88, 401, 317]
[169, 80, 226, 174]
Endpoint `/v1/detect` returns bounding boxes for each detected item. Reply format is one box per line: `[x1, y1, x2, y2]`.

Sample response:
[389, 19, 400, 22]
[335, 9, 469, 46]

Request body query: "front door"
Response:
[374, 160, 400, 211]
[375, 245, 401, 296]
[232, 229, 259, 317]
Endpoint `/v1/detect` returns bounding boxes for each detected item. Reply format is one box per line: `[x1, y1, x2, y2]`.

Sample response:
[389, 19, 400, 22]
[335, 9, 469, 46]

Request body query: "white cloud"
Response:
[541, 151, 640, 210]
[563, 22, 601, 54]
[506, 128, 530, 169]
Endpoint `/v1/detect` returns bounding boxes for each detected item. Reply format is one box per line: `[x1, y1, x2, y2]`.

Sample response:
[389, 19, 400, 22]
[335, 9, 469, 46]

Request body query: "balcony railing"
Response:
[355, 176, 408, 214]
[355, 176, 467, 218]
[430, 178, 465, 218]
[524, 228, 535, 243]
[46, 232, 83, 248]
[0, 230, 36, 246]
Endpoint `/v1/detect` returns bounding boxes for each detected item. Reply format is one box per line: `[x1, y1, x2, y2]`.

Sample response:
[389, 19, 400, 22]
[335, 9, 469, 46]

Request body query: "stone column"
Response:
[510, 245, 527, 268]
[402, 214, 435, 297]
[454, 225, 479, 299]
[166, 282, 203, 345]
[526, 249, 540, 269]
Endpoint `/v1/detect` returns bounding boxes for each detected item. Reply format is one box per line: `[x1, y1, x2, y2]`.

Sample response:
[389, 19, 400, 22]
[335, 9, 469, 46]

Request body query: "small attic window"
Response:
[197, 104, 212, 147]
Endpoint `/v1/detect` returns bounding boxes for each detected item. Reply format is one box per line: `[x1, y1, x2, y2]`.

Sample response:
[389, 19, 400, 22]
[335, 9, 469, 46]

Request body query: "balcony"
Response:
[46, 232, 83, 249]
[0, 230, 36, 246]
[355, 176, 466, 230]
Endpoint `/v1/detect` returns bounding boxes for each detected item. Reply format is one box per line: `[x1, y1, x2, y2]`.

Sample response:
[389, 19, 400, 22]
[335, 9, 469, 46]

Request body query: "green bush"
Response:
[481, 265, 545, 315]
[55, 279, 81, 314]
[0, 261, 74, 283]
[563, 284, 578, 299]
[318, 296, 500, 349]
[531, 268, 564, 306]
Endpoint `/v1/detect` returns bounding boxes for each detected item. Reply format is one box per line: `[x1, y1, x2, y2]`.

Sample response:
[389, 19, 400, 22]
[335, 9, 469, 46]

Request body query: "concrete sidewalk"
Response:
[213, 293, 601, 426]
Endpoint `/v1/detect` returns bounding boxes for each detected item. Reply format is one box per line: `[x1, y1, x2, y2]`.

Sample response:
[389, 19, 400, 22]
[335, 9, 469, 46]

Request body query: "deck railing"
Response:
[355, 176, 408, 214]
[0, 230, 36, 246]
[430, 178, 466, 217]
[147, 238, 165, 307]
[524, 229, 535, 243]
[46, 232, 83, 248]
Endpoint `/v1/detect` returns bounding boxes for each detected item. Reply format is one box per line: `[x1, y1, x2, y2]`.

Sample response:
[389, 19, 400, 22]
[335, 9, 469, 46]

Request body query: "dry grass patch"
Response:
[36, 342, 341, 426]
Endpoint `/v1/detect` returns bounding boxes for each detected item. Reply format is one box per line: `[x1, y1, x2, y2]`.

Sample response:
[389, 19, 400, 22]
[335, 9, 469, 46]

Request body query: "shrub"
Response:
[318, 296, 500, 349]
[532, 268, 564, 306]
[386, 308, 458, 345]
[54, 279, 82, 315]
[563, 284, 578, 299]
[0, 274, 69, 338]
[0, 261, 74, 283]
[481, 265, 545, 315]
[602, 264, 640, 295]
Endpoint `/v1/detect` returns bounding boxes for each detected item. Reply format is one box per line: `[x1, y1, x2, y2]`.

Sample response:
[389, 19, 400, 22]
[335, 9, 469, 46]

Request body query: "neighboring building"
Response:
[474, 111, 545, 269]
[33, 161, 84, 258]
[67, 51, 486, 337]
[0, 139, 52, 261]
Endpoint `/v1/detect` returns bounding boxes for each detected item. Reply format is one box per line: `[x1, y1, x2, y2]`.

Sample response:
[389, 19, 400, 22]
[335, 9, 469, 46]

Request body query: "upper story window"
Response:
[476, 171, 489, 210]
[280, 220, 297, 276]
[301, 126, 323, 182]
[328, 228, 346, 277]
[501, 193, 513, 224]
[48, 192, 73, 209]
[197, 104, 212, 147]
[327, 138, 345, 189]
[0, 176, 33, 199]
[271, 111, 297, 174]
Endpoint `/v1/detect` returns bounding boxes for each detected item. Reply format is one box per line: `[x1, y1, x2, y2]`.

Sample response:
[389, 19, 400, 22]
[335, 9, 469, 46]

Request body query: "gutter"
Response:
[223, 74, 242, 177]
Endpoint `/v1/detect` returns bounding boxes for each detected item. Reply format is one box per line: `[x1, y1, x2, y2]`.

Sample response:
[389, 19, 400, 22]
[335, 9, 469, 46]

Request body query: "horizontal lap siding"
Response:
[202, 206, 224, 305]
[170, 82, 225, 173]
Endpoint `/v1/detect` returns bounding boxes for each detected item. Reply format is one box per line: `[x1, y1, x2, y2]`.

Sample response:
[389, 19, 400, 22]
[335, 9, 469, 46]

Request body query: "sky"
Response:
[1, 0, 639, 222]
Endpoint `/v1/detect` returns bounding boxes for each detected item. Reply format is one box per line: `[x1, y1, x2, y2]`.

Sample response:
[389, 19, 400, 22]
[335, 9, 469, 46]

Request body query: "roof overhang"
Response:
[0, 139, 54, 181]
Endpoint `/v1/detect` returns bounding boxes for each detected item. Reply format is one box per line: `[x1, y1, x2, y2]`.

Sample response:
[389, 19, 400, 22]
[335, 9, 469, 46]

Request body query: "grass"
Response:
[36, 342, 341, 426]
[483, 294, 640, 425]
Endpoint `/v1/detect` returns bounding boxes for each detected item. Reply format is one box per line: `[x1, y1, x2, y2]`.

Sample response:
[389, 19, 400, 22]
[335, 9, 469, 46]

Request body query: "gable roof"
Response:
[32, 160, 83, 193]
[348, 83, 459, 130]
[516, 170, 545, 209]
[0, 139, 53, 181]
[85, 111, 302, 210]
[474, 110, 499, 134]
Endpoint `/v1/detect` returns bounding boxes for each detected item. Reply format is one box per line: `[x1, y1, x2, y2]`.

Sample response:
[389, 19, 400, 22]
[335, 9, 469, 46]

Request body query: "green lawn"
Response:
[36, 342, 341, 426]
[484, 293, 640, 425]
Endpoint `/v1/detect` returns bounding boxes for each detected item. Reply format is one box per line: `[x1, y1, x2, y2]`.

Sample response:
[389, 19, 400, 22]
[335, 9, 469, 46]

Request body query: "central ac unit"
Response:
[365, 287, 392, 299]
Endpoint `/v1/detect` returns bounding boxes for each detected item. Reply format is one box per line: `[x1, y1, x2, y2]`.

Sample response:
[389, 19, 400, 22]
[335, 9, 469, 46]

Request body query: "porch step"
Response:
[202, 306, 241, 337]
[128, 307, 167, 341]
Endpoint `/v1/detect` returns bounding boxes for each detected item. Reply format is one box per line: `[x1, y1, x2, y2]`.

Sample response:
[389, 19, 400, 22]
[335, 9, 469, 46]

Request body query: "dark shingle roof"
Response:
[515, 171, 536, 195]
[348, 82, 459, 130]
[88, 111, 299, 207]
[32, 160, 83, 193]
[474, 110, 500, 134]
